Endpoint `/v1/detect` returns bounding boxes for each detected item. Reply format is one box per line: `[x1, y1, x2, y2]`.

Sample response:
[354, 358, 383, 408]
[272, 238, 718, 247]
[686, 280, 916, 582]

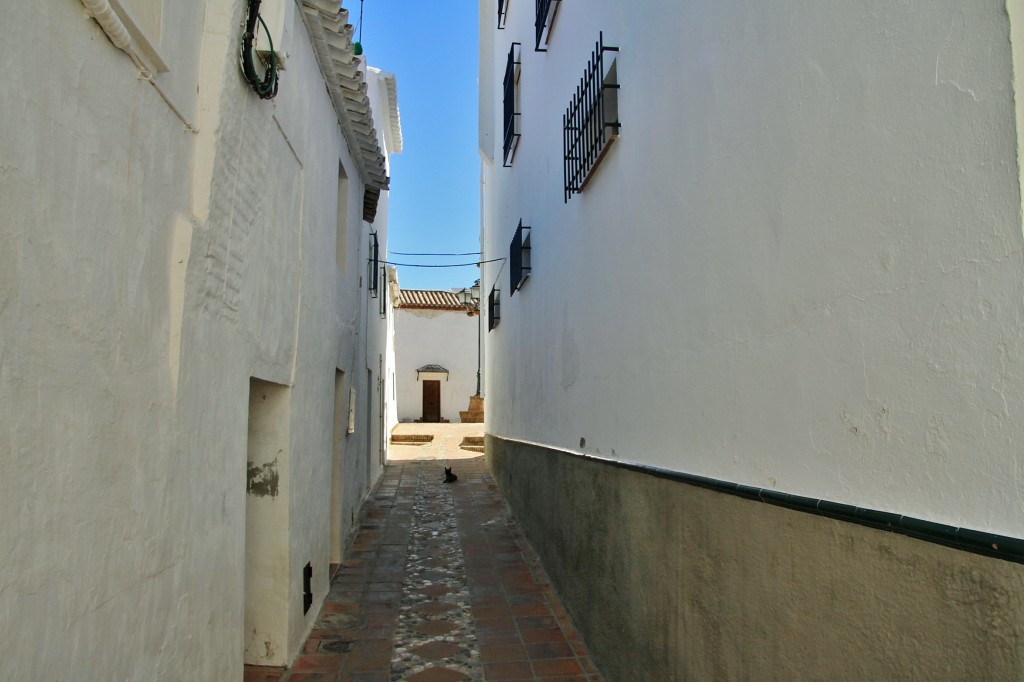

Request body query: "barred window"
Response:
[503, 42, 522, 167]
[534, 0, 560, 51]
[368, 232, 379, 297]
[563, 33, 620, 202]
[509, 221, 532, 294]
[488, 288, 501, 331]
[498, 0, 509, 29]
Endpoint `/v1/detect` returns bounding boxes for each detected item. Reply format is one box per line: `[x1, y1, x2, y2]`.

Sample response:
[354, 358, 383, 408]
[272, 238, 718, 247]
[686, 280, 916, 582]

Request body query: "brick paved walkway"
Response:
[245, 456, 603, 682]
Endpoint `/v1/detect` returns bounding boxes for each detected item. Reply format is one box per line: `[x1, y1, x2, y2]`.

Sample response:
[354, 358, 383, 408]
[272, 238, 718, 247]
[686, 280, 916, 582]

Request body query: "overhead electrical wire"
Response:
[358, 0, 365, 44]
[353, 0, 365, 54]
[390, 250, 482, 257]
[377, 258, 505, 268]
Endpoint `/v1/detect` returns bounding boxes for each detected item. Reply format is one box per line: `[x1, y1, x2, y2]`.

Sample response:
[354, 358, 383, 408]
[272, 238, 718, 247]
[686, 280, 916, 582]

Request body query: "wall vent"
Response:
[303, 562, 313, 614]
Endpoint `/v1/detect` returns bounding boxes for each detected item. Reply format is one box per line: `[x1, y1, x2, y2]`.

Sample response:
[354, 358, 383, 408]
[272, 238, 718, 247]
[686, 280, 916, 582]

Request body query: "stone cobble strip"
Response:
[244, 449, 603, 682]
[390, 463, 483, 680]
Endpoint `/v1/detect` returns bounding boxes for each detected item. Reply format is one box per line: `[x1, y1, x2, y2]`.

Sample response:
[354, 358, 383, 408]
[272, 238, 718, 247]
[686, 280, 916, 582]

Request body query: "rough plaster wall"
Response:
[0, 2, 207, 679]
[481, 0, 1024, 537]
[0, 0, 389, 678]
[182, 0, 304, 670]
[184, 0, 386, 665]
[489, 437, 1024, 681]
[395, 308, 479, 422]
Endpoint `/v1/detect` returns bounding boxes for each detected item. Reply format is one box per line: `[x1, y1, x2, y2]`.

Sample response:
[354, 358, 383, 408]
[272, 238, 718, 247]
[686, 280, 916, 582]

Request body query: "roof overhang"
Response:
[298, 1, 389, 217]
[416, 364, 450, 381]
[369, 67, 402, 155]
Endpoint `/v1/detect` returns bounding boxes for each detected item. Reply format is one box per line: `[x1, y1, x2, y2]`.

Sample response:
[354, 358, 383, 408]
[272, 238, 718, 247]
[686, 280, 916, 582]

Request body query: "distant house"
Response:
[395, 289, 481, 423]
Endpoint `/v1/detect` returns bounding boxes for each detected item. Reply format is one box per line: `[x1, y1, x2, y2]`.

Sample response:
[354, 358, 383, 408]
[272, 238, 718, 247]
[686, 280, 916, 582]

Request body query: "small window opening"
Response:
[510, 221, 531, 294]
[488, 288, 501, 331]
[498, 0, 509, 29]
[503, 42, 522, 167]
[368, 233, 380, 297]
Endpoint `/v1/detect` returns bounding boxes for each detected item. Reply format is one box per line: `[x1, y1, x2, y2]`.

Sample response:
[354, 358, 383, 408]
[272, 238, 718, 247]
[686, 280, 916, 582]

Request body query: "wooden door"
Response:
[422, 380, 441, 423]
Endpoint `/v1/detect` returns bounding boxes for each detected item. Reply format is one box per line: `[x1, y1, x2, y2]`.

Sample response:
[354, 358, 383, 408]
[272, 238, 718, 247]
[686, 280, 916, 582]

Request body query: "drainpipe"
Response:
[80, 0, 132, 51]
[79, 0, 197, 131]
[475, 305, 482, 396]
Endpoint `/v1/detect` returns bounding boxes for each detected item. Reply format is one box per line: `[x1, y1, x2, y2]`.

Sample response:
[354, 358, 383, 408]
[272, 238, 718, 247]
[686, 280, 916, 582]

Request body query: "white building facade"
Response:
[394, 289, 481, 423]
[480, 1, 1024, 679]
[1, 1, 400, 678]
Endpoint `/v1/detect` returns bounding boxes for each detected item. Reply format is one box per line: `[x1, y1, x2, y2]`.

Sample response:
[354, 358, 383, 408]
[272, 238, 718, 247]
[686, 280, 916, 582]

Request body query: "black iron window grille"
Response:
[488, 287, 501, 331]
[563, 32, 620, 202]
[534, 0, 560, 51]
[379, 266, 387, 318]
[509, 220, 531, 294]
[368, 232, 379, 297]
[503, 42, 522, 167]
[497, 0, 508, 29]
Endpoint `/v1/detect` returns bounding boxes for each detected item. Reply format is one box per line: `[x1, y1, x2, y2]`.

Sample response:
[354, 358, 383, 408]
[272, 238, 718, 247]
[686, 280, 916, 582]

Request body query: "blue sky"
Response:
[360, 0, 481, 292]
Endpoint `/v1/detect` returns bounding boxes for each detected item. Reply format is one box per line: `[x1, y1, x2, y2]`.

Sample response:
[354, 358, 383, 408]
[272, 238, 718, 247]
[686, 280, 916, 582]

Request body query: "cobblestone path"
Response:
[244, 456, 603, 682]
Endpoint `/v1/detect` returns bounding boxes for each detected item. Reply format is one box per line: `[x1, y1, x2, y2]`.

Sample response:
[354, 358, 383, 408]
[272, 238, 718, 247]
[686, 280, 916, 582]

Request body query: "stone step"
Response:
[390, 434, 434, 445]
[459, 410, 484, 423]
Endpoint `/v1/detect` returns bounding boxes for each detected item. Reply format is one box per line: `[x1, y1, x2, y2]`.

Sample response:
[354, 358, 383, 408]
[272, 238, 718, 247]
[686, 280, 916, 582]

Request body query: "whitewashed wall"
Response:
[0, 0, 396, 678]
[480, 0, 1024, 538]
[364, 67, 401, 470]
[395, 306, 480, 423]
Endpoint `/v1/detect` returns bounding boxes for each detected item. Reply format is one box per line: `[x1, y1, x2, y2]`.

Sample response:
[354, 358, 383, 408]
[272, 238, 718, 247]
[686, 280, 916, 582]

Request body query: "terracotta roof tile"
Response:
[398, 290, 467, 310]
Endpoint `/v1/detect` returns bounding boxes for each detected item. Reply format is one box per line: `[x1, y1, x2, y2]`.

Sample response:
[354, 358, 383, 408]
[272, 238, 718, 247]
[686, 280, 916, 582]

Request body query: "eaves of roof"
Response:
[298, 1, 389, 192]
[369, 67, 402, 155]
[398, 289, 468, 311]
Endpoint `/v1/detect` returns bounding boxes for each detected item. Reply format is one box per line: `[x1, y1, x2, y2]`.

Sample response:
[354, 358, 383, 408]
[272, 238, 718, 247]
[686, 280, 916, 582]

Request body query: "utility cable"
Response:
[390, 250, 482, 257]
[489, 255, 507, 292]
[376, 258, 506, 268]
[240, 0, 278, 99]
[358, 0, 365, 44]
[353, 0, 365, 54]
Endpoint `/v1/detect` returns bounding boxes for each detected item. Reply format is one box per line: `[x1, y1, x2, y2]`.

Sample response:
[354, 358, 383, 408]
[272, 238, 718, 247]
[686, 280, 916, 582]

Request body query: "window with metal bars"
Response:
[534, 0, 560, 51]
[503, 43, 522, 167]
[509, 221, 531, 294]
[563, 33, 620, 203]
[379, 267, 387, 318]
[488, 288, 501, 331]
[497, 0, 508, 29]
[368, 232, 379, 297]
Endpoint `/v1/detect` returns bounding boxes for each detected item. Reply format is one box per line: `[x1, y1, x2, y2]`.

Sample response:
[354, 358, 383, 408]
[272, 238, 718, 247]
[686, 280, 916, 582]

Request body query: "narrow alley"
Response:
[11, 3, 1024, 680]
[245, 428, 603, 682]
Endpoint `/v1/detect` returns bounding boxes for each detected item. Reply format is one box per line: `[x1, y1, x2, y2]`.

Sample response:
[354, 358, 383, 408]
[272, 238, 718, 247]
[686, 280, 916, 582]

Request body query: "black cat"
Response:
[444, 466, 458, 483]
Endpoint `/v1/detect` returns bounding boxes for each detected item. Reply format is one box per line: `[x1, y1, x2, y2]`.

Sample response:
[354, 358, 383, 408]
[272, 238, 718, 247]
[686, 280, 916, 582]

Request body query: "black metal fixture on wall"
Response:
[303, 562, 313, 614]
[240, 0, 279, 99]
